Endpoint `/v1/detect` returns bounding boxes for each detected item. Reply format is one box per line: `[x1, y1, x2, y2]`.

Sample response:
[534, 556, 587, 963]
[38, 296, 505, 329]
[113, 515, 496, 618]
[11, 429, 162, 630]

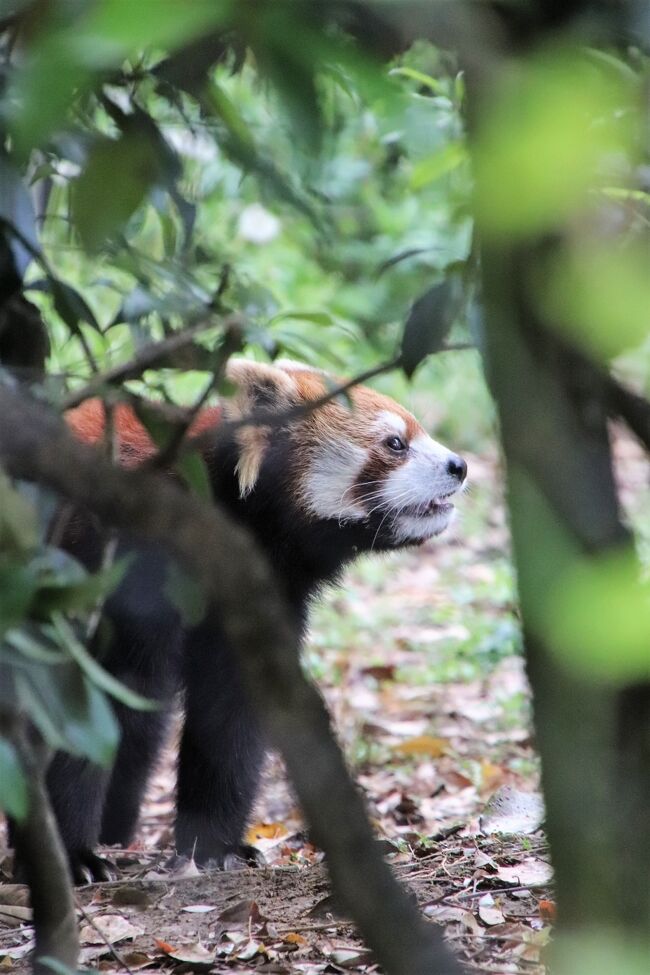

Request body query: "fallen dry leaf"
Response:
[154, 938, 176, 953]
[480, 786, 545, 835]
[0, 940, 34, 961]
[394, 735, 449, 758]
[0, 905, 32, 926]
[119, 950, 158, 971]
[330, 948, 374, 968]
[234, 939, 266, 961]
[79, 913, 143, 947]
[0, 886, 29, 908]
[424, 904, 484, 937]
[538, 898, 557, 922]
[495, 857, 553, 887]
[246, 822, 290, 843]
[478, 893, 506, 926]
[218, 899, 265, 924]
[166, 941, 215, 967]
[111, 886, 151, 908]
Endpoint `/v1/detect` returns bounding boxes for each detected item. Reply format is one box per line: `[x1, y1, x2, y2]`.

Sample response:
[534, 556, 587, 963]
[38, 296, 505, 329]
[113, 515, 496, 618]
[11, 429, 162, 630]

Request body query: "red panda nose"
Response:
[447, 454, 467, 483]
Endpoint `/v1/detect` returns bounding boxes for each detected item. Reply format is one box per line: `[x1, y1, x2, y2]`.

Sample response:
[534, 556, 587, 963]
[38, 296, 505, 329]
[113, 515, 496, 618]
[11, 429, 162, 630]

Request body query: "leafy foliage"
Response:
[0, 6, 648, 936]
[0, 1, 477, 822]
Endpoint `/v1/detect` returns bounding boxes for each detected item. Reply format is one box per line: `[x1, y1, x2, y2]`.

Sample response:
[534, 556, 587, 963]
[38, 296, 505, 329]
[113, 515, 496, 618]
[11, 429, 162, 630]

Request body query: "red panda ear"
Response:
[226, 359, 300, 411]
[225, 360, 300, 496]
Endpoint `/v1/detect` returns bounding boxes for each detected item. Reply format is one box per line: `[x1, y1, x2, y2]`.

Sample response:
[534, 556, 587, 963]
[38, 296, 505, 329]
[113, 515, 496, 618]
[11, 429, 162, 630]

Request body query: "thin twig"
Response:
[61, 315, 240, 411]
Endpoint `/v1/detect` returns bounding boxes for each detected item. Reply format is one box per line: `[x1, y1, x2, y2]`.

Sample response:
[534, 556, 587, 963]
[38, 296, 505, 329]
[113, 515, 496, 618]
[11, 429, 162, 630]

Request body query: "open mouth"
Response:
[400, 495, 455, 519]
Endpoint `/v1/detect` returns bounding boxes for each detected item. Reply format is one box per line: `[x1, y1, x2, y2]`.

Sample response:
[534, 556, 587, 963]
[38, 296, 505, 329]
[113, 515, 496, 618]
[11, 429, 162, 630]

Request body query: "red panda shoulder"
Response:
[65, 399, 222, 468]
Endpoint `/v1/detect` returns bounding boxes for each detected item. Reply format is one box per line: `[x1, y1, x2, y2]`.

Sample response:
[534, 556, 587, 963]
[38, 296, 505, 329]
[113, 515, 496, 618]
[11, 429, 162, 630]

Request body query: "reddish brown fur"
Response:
[290, 369, 424, 447]
[65, 400, 222, 466]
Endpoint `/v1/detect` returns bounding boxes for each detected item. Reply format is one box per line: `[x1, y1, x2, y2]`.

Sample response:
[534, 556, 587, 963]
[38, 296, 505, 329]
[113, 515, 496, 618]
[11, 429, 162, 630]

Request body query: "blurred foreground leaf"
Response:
[0, 738, 28, 820]
[544, 546, 650, 683]
[0, 473, 39, 556]
[73, 122, 174, 251]
[8, 0, 231, 156]
[11, 658, 119, 766]
[474, 49, 634, 237]
[542, 243, 650, 361]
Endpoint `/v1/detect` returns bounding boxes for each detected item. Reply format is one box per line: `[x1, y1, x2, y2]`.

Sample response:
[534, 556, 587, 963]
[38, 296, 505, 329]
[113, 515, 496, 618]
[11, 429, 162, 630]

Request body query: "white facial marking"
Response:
[391, 507, 458, 544]
[302, 439, 368, 520]
[373, 411, 407, 436]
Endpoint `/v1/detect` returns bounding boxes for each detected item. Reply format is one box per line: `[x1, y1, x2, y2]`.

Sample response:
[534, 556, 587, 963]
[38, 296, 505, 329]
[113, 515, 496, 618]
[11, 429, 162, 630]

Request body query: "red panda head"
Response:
[226, 359, 466, 548]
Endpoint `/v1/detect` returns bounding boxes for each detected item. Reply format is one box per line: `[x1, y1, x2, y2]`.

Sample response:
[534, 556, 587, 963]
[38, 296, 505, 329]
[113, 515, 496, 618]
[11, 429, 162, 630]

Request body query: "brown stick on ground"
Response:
[9, 726, 79, 974]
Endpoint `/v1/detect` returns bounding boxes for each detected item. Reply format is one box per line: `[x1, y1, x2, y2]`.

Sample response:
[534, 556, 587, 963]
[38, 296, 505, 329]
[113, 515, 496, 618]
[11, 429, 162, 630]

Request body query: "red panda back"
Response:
[65, 399, 222, 468]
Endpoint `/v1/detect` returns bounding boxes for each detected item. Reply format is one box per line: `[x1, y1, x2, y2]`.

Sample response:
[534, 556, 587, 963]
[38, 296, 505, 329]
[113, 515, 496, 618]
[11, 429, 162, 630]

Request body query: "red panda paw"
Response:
[169, 843, 265, 872]
[68, 848, 115, 884]
[211, 843, 266, 870]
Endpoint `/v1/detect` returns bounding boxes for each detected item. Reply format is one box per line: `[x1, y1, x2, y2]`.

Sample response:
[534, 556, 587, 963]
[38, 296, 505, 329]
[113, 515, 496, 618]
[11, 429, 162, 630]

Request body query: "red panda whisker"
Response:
[362, 490, 419, 517]
[370, 507, 395, 552]
[364, 486, 422, 513]
[337, 479, 386, 506]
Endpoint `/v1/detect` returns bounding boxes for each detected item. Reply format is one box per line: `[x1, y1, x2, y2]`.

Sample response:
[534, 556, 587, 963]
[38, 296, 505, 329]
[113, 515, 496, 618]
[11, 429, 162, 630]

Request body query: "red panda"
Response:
[43, 359, 466, 882]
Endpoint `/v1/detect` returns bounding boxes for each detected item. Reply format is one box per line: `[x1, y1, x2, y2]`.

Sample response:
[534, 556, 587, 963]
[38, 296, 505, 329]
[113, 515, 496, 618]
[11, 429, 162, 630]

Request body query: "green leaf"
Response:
[73, 128, 163, 251]
[400, 278, 461, 378]
[32, 554, 130, 617]
[410, 142, 466, 189]
[205, 83, 321, 226]
[4, 627, 67, 665]
[175, 451, 212, 503]
[542, 243, 650, 361]
[8, 0, 231, 156]
[164, 562, 206, 628]
[50, 614, 158, 712]
[209, 80, 256, 151]
[258, 40, 322, 156]
[270, 310, 335, 328]
[0, 738, 28, 820]
[15, 661, 119, 766]
[474, 49, 633, 238]
[80, 0, 232, 58]
[544, 547, 650, 683]
[0, 472, 39, 556]
[38, 959, 79, 975]
[389, 66, 447, 95]
[50, 278, 101, 333]
[0, 565, 37, 637]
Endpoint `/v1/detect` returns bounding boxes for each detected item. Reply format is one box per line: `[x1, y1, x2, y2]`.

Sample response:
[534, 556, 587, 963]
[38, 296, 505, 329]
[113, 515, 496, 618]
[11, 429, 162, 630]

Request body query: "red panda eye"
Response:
[385, 435, 407, 452]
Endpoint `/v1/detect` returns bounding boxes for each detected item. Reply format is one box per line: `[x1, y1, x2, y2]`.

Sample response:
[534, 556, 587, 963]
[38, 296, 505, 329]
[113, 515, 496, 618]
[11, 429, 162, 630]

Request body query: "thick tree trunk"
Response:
[457, 0, 650, 957]
[477, 236, 650, 952]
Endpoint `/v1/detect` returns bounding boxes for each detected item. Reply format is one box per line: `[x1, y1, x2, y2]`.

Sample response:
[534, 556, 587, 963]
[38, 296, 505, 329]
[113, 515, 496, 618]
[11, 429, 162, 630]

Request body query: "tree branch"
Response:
[61, 315, 242, 411]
